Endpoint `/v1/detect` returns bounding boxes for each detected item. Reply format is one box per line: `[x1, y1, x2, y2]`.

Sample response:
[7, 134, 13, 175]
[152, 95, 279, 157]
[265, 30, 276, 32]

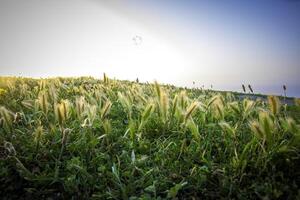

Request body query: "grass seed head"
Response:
[141, 103, 155, 122]
[39, 80, 47, 90]
[207, 95, 219, 108]
[268, 96, 280, 116]
[154, 81, 161, 100]
[243, 99, 255, 117]
[0, 88, 7, 96]
[160, 92, 169, 121]
[34, 125, 43, 144]
[209, 96, 224, 120]
[171, 94, 178, 117]
[186, 119, 200, 142]
[178, 91, 188, 109]
[55, 100, 70, 125]
[219, 121, 236, 137]
[249, 120, 264, 140]
[86, 104, 97, 125]
[101, 100, 112, 120]
[185, 101, 198, 122]
[38, 91, 49, 114]
[62, 128, 71, 145]
[103, 119, 112, 135]
[75, 96, 86, 119]
[0, 106, 14, 128]
[118, 92, 132, 118]
[283, 117, 298, 134]
[21, 100, 35, 110]
[294, 98, 300, 107]
[4, 141, 16, 157]
[229, 102, 241, 115]
[258, 111, 274, 142]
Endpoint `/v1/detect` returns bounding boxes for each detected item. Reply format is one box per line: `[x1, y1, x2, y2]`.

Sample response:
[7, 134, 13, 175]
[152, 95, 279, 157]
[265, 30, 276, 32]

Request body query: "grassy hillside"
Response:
[0, 76, 299, 199]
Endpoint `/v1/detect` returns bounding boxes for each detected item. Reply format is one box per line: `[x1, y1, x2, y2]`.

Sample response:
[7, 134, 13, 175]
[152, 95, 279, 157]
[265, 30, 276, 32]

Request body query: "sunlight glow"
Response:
[103, 35, 187, 84]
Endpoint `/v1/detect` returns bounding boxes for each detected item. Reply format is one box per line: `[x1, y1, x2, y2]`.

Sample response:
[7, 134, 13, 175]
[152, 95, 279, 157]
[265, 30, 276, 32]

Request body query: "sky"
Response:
[0, 0, 299, 97]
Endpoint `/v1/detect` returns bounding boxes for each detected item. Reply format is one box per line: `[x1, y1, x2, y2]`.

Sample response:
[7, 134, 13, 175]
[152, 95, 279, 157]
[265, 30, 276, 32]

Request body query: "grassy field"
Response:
[0, 76, 299, 199]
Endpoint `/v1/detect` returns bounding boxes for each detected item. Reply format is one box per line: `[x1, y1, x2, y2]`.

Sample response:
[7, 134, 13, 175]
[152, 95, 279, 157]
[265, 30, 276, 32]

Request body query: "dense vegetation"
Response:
[0, 76, 299, 199]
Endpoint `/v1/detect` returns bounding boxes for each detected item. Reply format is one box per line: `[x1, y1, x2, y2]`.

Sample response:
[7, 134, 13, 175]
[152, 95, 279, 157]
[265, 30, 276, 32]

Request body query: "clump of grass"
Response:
[75, 96, 86, 120]
[54, 100, 70, 126]
[186, 118, 200, 142]
[281, 117, 298, 134]
[0, 106, 14, 130]
[118, 91, 132, 119]
[154, 81, 169, 124]
[294, 98, 300, 107]
[100, 100, 112, 120]
[38, 91, 49, 115]
[249, 111, 275, 147]
[48, 83, 57, 103]
[21, 99, 35, 110]
[268, 96, 280, 116]
[0, 88, 7, 96]
[85, 104, 97, 126]
[171, 94, 178, 118]
[219, 121, 237, 138]
[138, 102, 155, 132]
[128, 119, 137, 142]
[103, 119, 111, 135]
[38, 80, 47, 91]
[159, 91, 169, 124]
[229, 101, 241, 116]
[33, 123, 43, 153]
[208, 95, 225, 120]
[184, 101, 199, 122]
[242, 99, 255, 119]
[178, 90, 188, 110]
[249, 120, 264, 139]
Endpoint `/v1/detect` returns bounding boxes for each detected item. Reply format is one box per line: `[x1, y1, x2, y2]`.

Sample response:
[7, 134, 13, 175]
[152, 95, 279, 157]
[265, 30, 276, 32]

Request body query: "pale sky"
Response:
[0, 0, 299, 96]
